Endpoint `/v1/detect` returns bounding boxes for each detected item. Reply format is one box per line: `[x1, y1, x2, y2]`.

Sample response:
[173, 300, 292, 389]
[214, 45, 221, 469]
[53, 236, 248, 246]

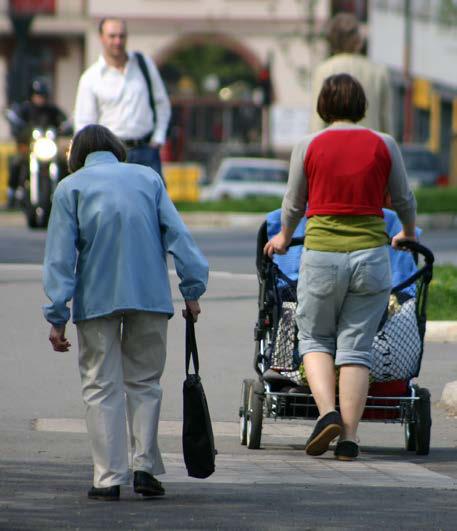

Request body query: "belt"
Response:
[122, 132, 152, 149]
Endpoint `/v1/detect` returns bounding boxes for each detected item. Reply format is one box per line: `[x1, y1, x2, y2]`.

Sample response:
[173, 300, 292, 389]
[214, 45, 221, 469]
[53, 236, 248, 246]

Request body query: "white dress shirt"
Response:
[74, 52, 171, 144]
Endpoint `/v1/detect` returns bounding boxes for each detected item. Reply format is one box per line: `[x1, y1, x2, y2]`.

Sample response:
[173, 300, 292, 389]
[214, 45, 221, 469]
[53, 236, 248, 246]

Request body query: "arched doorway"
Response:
[157, 35, 270, 173]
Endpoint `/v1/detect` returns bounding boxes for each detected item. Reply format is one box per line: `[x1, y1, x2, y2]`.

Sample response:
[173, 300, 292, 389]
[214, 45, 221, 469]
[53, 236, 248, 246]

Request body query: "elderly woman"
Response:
[43, 125, 208, 500]
[265, 74, 416, 460]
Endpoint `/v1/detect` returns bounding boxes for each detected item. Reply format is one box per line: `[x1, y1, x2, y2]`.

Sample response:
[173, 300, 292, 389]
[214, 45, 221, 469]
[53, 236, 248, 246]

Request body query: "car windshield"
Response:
[223, 166, 288, 183]
[402, 151, 438, 171]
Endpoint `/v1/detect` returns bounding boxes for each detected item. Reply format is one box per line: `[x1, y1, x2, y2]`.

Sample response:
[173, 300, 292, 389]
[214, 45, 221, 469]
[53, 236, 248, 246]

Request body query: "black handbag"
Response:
[182, 315, 216, 478]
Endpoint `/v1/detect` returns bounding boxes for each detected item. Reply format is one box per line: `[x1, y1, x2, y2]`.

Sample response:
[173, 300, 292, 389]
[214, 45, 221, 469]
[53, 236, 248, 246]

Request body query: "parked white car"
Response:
[201, 157, 289, 200]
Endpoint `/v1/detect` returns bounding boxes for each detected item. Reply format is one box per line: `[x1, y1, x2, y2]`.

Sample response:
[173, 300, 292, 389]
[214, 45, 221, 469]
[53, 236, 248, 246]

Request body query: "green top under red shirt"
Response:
[281, 122, 416, 252]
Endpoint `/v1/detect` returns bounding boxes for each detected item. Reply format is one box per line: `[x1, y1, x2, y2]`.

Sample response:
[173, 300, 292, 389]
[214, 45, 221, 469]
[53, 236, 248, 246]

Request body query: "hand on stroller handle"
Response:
[264, 234, 433, 267]
[390, 239, 435, 265]
[263, 234, 304, 258]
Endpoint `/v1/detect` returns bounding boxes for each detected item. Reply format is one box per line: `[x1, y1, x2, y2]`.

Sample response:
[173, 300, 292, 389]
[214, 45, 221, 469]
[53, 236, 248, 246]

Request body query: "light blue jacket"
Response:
[43, 151, 208, 325]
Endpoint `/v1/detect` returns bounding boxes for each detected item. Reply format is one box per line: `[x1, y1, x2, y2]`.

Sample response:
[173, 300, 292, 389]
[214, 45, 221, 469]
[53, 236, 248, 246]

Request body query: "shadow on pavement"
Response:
[1, 460, 457, 530]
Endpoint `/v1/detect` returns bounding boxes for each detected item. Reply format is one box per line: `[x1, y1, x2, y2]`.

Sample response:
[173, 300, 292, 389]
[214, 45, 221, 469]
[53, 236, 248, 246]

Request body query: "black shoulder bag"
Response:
[182, 315, 216, 479]
[135, 52, 156, 126]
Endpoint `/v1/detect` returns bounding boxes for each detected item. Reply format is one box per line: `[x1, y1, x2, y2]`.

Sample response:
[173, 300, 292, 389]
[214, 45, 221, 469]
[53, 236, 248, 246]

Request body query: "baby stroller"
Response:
[239, 211, 435, 455]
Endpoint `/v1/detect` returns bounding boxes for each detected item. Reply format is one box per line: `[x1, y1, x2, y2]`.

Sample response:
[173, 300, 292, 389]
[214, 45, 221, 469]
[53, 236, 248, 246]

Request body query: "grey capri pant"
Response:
[296, 245, 391, 369]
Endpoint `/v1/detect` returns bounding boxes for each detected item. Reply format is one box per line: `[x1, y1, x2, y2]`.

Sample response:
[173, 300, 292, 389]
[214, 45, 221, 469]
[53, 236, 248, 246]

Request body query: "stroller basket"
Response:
[265, 389, 420, 422]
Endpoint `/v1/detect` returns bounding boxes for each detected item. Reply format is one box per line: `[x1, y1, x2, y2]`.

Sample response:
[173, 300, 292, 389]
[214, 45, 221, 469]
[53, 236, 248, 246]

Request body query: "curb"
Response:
[440, 381, 457, 414]
[180, 212, 266, 229]
[0, 211, 24, 227]
[2, 210, 457, 230]
[425, 321, 457, 343]
[185, 212, 457, 230]
[417, 213, 457, 230]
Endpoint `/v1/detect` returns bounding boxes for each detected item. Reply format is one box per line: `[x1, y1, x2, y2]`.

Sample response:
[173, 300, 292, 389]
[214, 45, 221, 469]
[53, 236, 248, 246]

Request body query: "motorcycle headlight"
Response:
[33, 137, 58, 161]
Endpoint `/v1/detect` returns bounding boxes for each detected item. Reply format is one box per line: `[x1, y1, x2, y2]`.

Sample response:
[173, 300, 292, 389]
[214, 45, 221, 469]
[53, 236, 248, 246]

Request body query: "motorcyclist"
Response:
[7, 79, 68, 208]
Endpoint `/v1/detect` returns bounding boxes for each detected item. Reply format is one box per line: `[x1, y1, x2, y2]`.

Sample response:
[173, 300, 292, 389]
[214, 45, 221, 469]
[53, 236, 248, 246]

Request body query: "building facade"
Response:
[0, 0, 86, 139]
[0, 0, 333, 158]
[369, 0, 457, 183]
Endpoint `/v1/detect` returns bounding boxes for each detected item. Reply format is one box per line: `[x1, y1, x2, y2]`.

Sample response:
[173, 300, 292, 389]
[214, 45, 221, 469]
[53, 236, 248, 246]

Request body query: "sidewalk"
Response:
[31, 418, 457, 490]
[1, 261, 457, 529]
[1, 425, 457, 530]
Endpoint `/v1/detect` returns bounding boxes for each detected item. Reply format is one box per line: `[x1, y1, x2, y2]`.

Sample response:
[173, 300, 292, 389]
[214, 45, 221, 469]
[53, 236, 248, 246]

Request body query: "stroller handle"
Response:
[287, 237, 305, 249]
[394, 239, 434, 266]
[286, 238, 435, 265]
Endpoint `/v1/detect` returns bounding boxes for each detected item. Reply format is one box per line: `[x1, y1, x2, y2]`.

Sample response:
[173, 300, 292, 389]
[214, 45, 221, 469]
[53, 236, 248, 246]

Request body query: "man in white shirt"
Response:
[310, 13, 393, 134]
[74, 18, 171, 179]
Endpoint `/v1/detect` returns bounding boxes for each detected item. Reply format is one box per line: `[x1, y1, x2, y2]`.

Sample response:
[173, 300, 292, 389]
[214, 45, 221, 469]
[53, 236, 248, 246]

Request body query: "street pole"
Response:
[402, 0, 413, 143]
[8, 13, 34, 104]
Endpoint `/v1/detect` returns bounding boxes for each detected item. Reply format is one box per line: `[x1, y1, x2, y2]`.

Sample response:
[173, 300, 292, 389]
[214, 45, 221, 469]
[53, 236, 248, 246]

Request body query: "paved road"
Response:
[0, 215, 456, 269]
[1, 219, 457, 529]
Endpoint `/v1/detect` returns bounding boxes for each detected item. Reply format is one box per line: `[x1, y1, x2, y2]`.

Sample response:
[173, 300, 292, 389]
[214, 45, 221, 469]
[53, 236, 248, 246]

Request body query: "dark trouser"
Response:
[7, 154, 27, 207]
[126, 145, 164, 182]
[8, 153, 26, 190]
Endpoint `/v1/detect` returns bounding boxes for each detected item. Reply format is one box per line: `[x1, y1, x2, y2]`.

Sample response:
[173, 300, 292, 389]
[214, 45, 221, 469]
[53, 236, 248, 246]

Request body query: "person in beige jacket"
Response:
[310, 13, 393, 134]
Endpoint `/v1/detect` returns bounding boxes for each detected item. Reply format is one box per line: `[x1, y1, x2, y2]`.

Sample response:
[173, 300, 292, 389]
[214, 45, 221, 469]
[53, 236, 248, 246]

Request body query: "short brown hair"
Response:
[326, 13, 363, 54]
[68, 125, 127, 173]
[317, 73, 367, 124]
[98, 17, 127, 35]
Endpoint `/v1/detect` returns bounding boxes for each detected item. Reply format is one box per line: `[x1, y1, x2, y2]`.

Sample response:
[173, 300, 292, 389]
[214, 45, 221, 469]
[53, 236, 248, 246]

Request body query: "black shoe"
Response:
[334, 440, 359, 461]
[305, 410, 342, 456]
[134, 471, 165, 497]
[88, 485, 120, 501]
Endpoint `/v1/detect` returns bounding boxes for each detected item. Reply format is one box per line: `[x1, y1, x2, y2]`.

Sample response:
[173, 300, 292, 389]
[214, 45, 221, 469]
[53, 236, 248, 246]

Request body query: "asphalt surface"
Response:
[0, 211, 456, 270]
[1, 215, 457, 530]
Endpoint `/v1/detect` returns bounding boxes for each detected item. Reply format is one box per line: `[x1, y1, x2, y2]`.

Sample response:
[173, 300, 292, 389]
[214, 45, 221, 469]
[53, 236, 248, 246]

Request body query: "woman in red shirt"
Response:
[265, 74, 416, 460]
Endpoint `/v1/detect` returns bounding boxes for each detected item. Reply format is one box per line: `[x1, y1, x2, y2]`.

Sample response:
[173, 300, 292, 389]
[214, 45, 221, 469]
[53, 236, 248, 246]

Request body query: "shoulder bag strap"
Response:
[185, 315, 200, 377]
[134, 51, 156, 126]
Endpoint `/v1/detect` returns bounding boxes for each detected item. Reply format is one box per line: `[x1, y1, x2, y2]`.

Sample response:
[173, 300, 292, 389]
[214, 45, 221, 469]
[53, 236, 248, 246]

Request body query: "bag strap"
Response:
[134, 52, 156, 126]
[185, 315, 200, 376]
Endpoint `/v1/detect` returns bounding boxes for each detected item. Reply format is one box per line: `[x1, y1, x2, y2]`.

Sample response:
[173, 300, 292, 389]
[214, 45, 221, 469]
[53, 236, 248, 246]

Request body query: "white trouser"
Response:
[76, 311, 168, 488]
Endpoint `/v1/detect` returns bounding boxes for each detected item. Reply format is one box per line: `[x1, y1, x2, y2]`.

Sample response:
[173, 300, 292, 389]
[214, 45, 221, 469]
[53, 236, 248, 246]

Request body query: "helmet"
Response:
[30, 79, 49, 97]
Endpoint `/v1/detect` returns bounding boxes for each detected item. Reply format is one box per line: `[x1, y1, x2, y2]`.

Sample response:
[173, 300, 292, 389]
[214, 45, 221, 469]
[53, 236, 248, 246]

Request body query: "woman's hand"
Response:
[182, 300, 201, 322]
[391, 230, 417, 250]
[49, 325, 71, 352]
[264, 232, 290, 257]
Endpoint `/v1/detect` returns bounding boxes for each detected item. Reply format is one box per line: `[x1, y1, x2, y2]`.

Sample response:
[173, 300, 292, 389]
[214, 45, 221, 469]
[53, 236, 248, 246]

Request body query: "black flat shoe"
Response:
[334, 440, 359, 461]
[134, 471, 165, 497]
[88, 485, 120, 501]
[305, 410, 342, 456]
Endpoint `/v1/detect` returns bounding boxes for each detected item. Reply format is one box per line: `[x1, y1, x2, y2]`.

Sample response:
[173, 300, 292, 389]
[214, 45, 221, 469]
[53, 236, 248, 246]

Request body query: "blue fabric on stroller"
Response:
[266, 208, 421, 295]
[265, 208, 425, 383]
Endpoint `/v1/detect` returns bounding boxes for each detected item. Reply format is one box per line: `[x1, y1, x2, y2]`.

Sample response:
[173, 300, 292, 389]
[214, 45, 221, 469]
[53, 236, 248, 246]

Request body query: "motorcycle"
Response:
[5, 107, 70, 228]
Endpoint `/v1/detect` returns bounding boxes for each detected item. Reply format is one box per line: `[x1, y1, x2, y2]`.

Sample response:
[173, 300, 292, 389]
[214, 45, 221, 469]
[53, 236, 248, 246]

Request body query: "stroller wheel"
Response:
[404, 421, 416, 451]
[413, 385, 432, 455]
[239, 379, 254, 445]
[247, 380, 264, 449]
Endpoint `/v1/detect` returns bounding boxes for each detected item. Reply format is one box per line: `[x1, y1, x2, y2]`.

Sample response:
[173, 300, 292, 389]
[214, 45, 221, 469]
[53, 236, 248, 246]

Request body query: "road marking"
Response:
[32, 418, 310, 438]
[0, 264, 256, 281]
[0, 263, 43, 272]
